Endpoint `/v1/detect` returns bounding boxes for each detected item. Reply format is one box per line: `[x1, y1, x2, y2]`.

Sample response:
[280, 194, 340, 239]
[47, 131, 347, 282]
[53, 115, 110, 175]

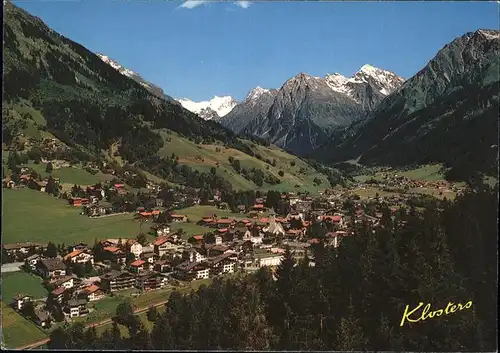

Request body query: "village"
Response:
[1, 163, 467, 332]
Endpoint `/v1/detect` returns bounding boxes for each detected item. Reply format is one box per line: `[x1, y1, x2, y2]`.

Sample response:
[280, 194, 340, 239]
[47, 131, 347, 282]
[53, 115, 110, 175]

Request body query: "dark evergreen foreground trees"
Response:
[49, 183, 497, 351]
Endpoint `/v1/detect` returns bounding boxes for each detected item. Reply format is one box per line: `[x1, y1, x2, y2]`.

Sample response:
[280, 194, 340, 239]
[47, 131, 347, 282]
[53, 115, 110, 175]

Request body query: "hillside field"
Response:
[0, 301, 48, 349]
[158, 131, 329, 193]
[1, 272, 48, 301]
[2, 188, 140, 245]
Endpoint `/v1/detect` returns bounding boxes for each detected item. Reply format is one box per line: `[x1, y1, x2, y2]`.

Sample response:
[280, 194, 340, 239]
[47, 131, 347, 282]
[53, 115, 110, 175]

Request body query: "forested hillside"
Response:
[2, 1, 329, 191]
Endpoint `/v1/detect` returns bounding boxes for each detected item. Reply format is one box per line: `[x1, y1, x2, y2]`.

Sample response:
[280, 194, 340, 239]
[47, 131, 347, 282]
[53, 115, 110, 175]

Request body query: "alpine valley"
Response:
[1, 1, 498, 352]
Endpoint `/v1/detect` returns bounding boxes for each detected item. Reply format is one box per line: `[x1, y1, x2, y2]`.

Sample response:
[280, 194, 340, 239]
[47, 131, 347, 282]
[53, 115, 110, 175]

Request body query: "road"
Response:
[14, 299, 169, 350]
[1, 262, 25, 273]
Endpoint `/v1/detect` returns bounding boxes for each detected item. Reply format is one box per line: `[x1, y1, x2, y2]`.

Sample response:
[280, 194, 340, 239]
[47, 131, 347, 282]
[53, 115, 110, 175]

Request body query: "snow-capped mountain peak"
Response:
[244, 86, 271, 102]
[177, 96, 238, 120]
[325, 64, 404, 99]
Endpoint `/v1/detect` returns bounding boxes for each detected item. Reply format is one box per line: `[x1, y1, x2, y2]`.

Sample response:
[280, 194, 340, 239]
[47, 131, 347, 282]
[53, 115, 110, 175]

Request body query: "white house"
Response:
[64, 250, 94, 264]
[156, 226, 171, 237]
[256, 253, 283, 267]
[127, 241, 143, 259]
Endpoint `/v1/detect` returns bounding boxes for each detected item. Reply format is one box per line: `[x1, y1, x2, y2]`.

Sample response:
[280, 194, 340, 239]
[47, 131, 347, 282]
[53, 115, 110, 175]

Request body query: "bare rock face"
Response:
[221, 67, 404, 156]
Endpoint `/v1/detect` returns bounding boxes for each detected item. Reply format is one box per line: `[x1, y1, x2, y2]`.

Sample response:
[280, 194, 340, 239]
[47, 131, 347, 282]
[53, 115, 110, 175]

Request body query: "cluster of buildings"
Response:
[4, 183, 435, 329]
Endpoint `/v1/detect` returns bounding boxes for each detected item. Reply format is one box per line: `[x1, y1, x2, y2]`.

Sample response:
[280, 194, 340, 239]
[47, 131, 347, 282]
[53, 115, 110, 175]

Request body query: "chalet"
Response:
[197, 217, 214, 226]
[66, 299, 89, 318]
[25, 254, 42, 271]
[51, 287, 66, 304]
[237, 205, 247, 213]
[69, 197, 90, 207]
[155, 225, 171, 237]
[129, 259, 146, 273]
[235, 219, 252, 228]
[171, 214, 188, 223]
[64, 249, 94, 264]
[12, 294, 32, 311]
[34, 310, 52, 327]
[37, 258, 67, 279]
[252, 204, 266, 213]
[49, 275, 74, 290]
[215, 218, 234, 228]
[154, 260, 172, 273]
[175, 261, 210, 281]
[183, 248, 207, 263]
[231, 240, 253, 254]
[126, 240, 143, 259]
[135, 271, 168, 291]
[80, 285, 105, 301]
[153, 237, 177, 257]
[140, 252, 156, 268]
[70, 243, 88, 252]
[3, 242, 47, 257]
[207, 253, 236, 276]
[207, 244, 231, 257]
[100, 271, 135, 292]
[103, 246, 126, 263]
[216, 228, 229, 235]
[320, 215, 344, 228]
[88, 202, 114, 217]
[190, 234, 204, 245]
[254, 251, 283, 268]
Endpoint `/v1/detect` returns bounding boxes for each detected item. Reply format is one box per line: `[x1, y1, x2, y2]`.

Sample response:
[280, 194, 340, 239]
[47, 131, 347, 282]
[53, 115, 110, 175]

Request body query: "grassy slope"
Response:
[2, 188, 140, 245]
[1, 272, 48, 301]
[22, 162, 115, 186]
[158, 131, 329, 192]
[1, 301, 48, 349]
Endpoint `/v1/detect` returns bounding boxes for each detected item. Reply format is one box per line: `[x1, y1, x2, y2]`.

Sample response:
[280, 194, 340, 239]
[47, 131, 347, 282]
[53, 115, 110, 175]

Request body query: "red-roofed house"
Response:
[51, 287, 66, 303]
[64, 249, 94, 264]
[153, 237, 177, 257]
[216, 218, 234, 228]
[252, 204, 266, 213]
[129, 260, 146, 273]
[69, 198, 90, 207]
[80, 285, 105, 301]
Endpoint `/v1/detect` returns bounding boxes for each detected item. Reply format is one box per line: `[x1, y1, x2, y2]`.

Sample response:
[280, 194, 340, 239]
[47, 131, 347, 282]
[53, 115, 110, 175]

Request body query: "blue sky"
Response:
[14, 0, 500, 101]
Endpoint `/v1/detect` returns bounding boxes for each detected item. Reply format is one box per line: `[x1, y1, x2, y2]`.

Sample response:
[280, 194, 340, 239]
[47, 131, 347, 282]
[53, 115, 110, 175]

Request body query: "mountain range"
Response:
[220, 65, 404, 156]
[314, 29, 499, 181]
[3, 0, 497, 186]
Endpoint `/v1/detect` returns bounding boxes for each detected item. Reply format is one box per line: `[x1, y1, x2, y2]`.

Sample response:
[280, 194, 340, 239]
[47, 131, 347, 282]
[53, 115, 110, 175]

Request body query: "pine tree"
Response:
[336, 299, 366, 350]
[45, 242, 58, 258]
